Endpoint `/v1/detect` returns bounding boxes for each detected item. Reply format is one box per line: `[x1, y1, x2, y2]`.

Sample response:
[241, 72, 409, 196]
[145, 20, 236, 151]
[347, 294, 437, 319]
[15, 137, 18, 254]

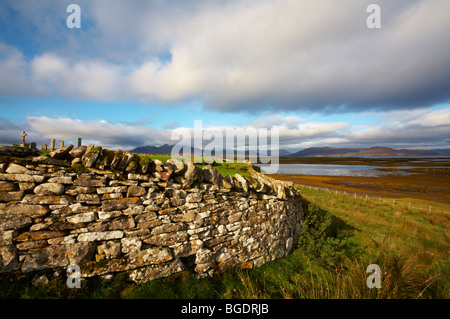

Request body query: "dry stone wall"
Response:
[0, 145, 303, 284]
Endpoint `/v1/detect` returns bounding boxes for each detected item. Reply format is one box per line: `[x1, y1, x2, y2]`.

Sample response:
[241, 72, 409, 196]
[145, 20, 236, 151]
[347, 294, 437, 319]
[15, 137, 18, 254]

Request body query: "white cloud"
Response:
[1, 0, 450, 113]
[2, 107, 448, 151]
[27, 116, 171, 150]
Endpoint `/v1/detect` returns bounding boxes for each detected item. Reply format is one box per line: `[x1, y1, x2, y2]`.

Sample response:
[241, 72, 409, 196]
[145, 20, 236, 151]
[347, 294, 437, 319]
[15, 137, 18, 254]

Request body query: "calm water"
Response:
[258, 164, 415, 177]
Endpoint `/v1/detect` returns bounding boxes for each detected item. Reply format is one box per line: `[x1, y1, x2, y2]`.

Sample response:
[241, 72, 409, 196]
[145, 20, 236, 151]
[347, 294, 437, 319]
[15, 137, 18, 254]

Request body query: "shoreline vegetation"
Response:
[1, 153, 448, 299]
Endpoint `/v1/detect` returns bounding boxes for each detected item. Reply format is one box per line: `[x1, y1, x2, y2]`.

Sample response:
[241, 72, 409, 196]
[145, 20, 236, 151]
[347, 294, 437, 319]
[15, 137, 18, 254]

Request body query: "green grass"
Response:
[1, 182, 448, 299]
[135, 153, 253, 178]
[40, 150, 50, 157]
[196, 162, 252, 178]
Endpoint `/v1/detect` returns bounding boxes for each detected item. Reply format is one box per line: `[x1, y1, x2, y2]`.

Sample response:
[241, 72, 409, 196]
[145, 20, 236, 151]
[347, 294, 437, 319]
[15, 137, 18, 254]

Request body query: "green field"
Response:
[2, 182, 448, 299]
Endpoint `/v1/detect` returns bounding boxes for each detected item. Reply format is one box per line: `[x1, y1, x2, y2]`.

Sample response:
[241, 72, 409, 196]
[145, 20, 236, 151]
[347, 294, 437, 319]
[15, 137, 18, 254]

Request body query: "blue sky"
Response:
[1, 0, 449, 151]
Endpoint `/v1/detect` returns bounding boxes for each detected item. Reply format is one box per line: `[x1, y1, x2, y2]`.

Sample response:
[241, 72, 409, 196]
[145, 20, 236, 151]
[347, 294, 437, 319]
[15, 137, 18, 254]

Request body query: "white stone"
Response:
[6, 164, 30, 174]
[121, 238, 142, 254]
[34, 183, 65, 195]
[67, 212, 97, 224]
[98, 211, 111, 220]
[48, 176, 73, 184]
[77, 231, 124, 242]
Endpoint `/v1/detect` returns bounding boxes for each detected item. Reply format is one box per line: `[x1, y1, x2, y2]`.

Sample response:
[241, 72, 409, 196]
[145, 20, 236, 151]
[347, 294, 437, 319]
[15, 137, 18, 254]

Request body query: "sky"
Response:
[0, 0, 449, 152]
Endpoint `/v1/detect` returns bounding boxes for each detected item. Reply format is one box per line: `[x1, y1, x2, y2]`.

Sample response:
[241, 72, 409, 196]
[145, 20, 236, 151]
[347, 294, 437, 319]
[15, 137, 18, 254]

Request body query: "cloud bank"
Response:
[1, 107, 447, 151]
[1, 0, 449, 114]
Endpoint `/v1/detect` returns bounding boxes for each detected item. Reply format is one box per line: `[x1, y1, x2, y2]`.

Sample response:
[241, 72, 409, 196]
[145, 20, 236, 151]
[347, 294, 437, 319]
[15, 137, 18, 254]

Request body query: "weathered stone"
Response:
[121, 238, 142, 254]
[184, 162, 203, 184]
[108, 217, 135, 230]
[73, 177, 106, 187]
[158, 207, 178, 215]
[116, 153, 135, 171]
[76, 193, 100, 204]
[97, 241, 121, 260]
[136, 219, 162, 229]
[101, 193, 123, 200]
[6, 164, 29, 174]
[127, 185, 146, 197]
[47, 176, 73, 184]
[186, 192, 202, 203]
[21, 242, 95, 273]
[0, 145, 39, 157]
[123, 205, 145, 216]
[2, 203, 49, 217]
[151, 223, 185, 235]
[32, 156, 69, 167]
[173, 239, 203, 257]
[157, 171, 172, 182]
[171, 210, 196, 223]
[67, 242, 96, 265]
[101, 197, 141, 212]
[143, 231, 189, 246]
[128, 258, 185, 284]
[82, 247, 173, 277]
[67, 212, 97, 224]
[0, 191, 24, 202]
[71, 157, 83, 165]
[16, 230, 66, 242]
[202, 165, 224, 186]
[194, 262, 215, 275]
[0, 181, 17, 192]
[77, 230, 124, 242]
[167, 159, 186, 175]
[66, 186, 96, 195]
[84, 147, 102, 168]
[0, 230, 16, 246]
[195, 248, 215, 264]
[233, 174, 249, 192]
[22, 194, 72, 205]
[69, 145, 87, 159]
[228, 212, 242, 223]
[34, 183, 65, 195]
[21, 245, 68, 273]
[0, 173, 45, 183]
[124, 160, 139, 173]
[0, 245, 19, 273]
[0, 213, 32, 230]
[49, 144, 74, 159]
[110, 149, 123, 169]
[127, 173, 152, 181]
[18, 182, 35, 191]
[16, 240, 48, 251]
[96, 186, 127, 194]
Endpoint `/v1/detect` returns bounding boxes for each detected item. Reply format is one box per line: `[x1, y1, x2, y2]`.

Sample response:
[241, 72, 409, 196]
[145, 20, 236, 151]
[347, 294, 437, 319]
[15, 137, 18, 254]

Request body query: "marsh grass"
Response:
[233, 187, 449, 299]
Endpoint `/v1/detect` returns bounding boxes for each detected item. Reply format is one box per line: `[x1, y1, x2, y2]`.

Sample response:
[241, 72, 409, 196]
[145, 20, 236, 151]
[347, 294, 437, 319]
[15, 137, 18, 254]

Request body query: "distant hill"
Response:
[130, 144, 292, 157]
[432, 149, 450, 155]
[130, 144, 175, 155]
[130, 145, 446, 157]
[288, 146, 447, 157]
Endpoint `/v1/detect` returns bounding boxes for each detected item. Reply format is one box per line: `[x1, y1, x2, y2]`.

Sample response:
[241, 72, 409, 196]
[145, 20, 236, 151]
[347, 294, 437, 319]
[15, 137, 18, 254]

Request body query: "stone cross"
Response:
[50, 139, 55, 151]
[20, 131, 27, 146]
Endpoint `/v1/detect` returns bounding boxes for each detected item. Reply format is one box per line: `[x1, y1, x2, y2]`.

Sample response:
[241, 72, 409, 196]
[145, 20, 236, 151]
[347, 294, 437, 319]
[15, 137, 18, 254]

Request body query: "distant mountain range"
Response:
[130, 144, 178, 155]
[287, 146, 449, 157]
[130, 145, 449, 157]
[130, 144, 292, 156]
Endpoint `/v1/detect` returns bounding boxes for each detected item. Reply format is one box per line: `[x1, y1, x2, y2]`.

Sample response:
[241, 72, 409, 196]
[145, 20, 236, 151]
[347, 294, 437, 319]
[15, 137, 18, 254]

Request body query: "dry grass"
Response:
[232, 186, 449, 299]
